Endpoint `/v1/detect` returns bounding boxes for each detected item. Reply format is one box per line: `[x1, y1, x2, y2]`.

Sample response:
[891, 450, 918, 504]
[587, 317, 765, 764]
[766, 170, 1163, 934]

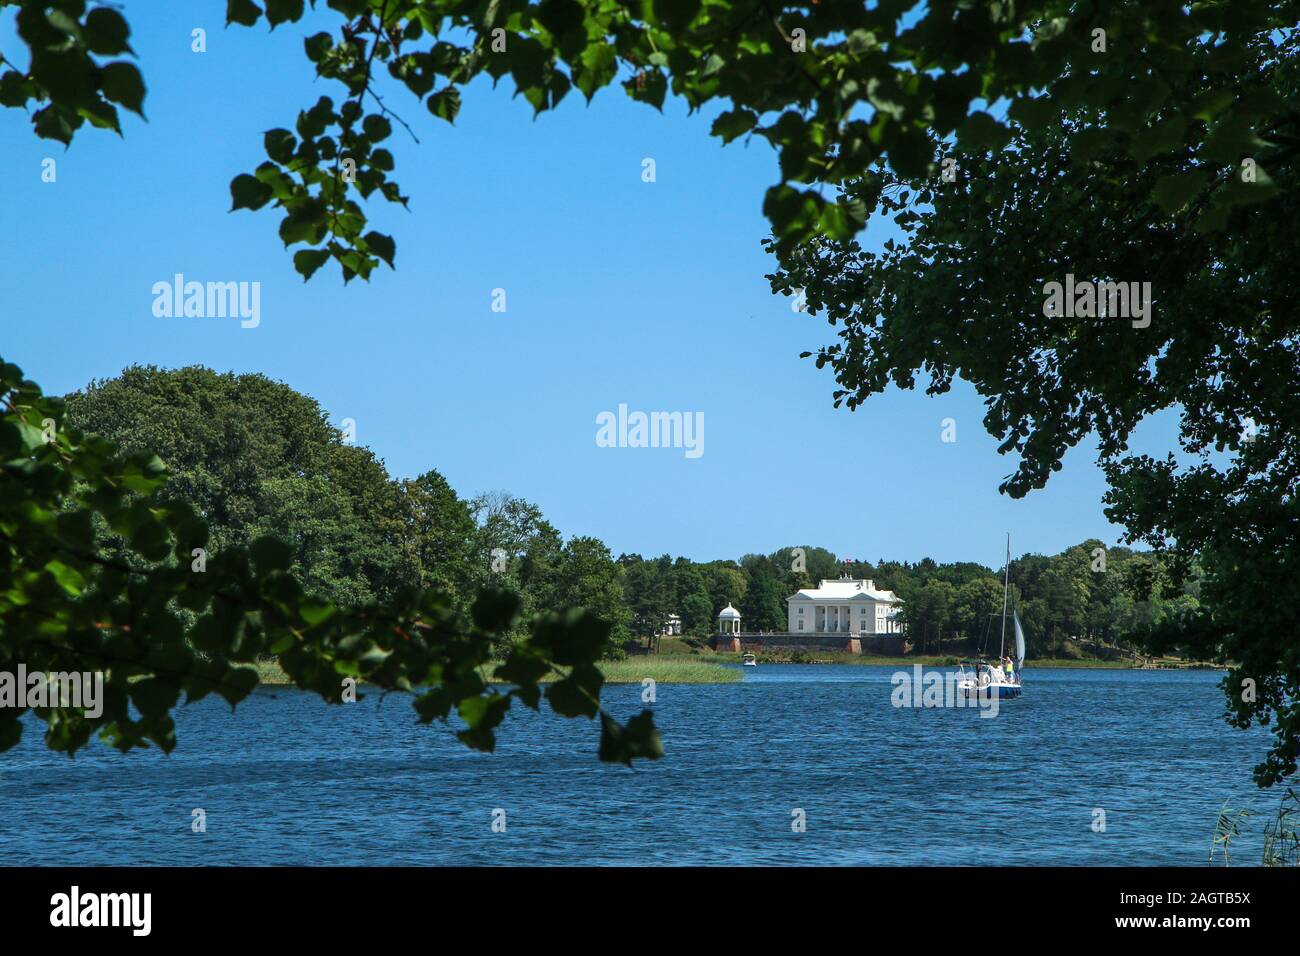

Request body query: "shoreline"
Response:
[254, 654, 1226, 688]
[736, 654, 1226, 669]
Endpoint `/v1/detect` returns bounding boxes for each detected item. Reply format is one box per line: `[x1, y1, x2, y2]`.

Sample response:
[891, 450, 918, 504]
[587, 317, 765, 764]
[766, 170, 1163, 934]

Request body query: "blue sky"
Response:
[0, 4, 1179, 569]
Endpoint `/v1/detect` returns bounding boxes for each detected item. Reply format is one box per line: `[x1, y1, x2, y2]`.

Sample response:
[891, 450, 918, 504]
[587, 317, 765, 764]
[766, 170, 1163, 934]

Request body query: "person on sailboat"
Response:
[1002, 656, 1015, 682]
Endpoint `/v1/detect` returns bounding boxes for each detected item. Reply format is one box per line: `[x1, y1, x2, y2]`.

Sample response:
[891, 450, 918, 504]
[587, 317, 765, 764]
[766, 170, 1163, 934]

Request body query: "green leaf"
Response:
[230, 173, 273, 211]
[100, 62, 145, 116]
[0, 70, 31, 108]
[362, 231, 395, 268]
[531, 609, 609, 666]
[130, 678, 180, 720]
[215, 666, 259, 708]
[887, 126, 932, 179]
[414, 687, 453, 723]
[1189, 90, 1235, 123]
[15, 419, 45, 453]
[456, 694, 511, 751]
[1200, 115, 1267, 165]
[130, 519, 171, 562]
[598, 709, 664, 765]
[1152, 170, 1212, 214]
[546, 672, 599, 718]
[652, 0, 702, 30]
[264, 128, 297, 164]
[575, 43, 617, 100]
[537, 0, 585, 40]
[494, 649, 552, 687]
[83, 8, 132, 55]
[362, 114, 391, 142]
[304, 32, 333, 63]
[472, 587, 522, 632]
[44, 559, 86, 597]
[1131, 116, 1187, 163]
[427, 87, 461, 124]
[1007, 95, 1057, 130]
[226, 0, 263, 27]
[292, 247, 331, 280]
[711, 109, 757, 144]
[32, 105, 76, 144]
[626, 69, 666, 111]
[298, 600, 336, 626]
[264, 0, 305, 28]
[956, 112, 1011, 152]
[251, 535, 292, 574]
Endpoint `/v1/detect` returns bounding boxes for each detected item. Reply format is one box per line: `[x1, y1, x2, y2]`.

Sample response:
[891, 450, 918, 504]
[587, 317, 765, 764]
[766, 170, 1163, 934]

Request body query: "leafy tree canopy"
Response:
[767, 23, 1299, 785]
[64, 365, 406, 605]
[0, 358, 661, 764]
[3, 0, 1291, 279]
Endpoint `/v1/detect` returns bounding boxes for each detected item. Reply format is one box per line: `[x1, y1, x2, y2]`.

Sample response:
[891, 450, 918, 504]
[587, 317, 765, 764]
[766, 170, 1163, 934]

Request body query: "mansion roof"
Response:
[788, 578, 899, 603]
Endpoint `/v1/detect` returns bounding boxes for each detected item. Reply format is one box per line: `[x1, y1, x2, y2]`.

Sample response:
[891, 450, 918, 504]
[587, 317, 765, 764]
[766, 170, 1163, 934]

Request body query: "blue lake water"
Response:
[0, 665, 1277, 865]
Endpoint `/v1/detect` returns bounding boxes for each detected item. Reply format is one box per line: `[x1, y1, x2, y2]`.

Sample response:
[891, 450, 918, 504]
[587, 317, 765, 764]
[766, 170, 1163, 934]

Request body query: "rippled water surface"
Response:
[0, 665, 1273, 865]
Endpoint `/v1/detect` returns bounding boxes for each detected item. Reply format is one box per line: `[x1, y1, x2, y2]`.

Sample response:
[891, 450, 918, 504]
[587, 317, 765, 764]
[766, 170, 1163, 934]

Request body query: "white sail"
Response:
[1013, 609, 1026, 669]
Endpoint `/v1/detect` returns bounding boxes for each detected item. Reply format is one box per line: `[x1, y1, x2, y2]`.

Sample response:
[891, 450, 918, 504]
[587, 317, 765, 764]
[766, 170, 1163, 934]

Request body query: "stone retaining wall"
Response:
[711, 634, 909, 656]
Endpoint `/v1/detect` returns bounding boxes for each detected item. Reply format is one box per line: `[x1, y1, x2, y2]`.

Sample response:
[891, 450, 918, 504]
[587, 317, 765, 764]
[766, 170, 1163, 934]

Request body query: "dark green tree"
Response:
[63, 365, 404, 604]
[4, 1, 1287, 279]
[739, 556, 787, 632]
[547, 536, 631, 657]
[0, 359, 661, 763]
[395, 469, 479, 604]
[769, 25, 1300, 784]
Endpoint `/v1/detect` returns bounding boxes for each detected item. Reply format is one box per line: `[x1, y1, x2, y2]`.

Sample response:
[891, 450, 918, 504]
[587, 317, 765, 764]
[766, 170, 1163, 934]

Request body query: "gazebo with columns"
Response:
[715, 603, 742, 652]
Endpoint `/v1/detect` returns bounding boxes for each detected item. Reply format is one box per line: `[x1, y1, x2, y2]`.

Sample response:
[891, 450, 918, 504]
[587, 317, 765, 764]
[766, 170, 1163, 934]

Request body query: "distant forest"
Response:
[66, 366, 1200, 661]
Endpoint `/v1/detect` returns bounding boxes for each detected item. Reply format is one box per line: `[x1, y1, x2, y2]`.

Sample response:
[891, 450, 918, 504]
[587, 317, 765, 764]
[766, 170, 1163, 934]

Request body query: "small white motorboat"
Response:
[742, 653, 758, 667]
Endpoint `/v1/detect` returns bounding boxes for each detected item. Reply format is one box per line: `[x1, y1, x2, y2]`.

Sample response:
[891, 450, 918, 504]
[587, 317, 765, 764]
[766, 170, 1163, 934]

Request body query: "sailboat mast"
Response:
[999, 533, 1010, 658]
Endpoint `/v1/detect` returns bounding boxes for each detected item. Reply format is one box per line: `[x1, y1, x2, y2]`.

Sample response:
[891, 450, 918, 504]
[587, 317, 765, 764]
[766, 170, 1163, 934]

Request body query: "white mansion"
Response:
[787, 578, 902, 636]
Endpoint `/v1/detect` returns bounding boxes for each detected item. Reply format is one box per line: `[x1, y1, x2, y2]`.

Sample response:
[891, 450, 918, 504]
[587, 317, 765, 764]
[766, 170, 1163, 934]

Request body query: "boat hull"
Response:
[958, 680, 1022, 700]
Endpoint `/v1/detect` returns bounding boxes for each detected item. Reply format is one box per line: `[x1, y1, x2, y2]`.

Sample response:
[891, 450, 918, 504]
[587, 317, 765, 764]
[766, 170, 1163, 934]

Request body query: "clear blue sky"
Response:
[0, 5, 1178, 568]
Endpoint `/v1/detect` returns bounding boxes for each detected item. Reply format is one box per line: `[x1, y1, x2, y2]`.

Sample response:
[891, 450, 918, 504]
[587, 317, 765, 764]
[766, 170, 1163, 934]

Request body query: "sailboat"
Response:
[957, 534, 1025, 701]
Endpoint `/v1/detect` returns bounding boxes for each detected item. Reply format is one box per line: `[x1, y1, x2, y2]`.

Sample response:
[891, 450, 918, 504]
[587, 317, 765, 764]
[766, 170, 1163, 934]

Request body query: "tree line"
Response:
[66, 367, 1198, 663]
[620, 544, 1199, 661]
[63, 365, 634, 659]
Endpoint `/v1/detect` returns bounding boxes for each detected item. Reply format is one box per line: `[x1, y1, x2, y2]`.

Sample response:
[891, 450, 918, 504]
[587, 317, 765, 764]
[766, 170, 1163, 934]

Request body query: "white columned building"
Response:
[786, 578, 901, 637]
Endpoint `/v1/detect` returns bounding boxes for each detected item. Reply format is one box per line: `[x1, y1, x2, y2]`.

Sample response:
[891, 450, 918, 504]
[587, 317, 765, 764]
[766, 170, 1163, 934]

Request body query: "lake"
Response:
[0, 665, 1276, 865]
